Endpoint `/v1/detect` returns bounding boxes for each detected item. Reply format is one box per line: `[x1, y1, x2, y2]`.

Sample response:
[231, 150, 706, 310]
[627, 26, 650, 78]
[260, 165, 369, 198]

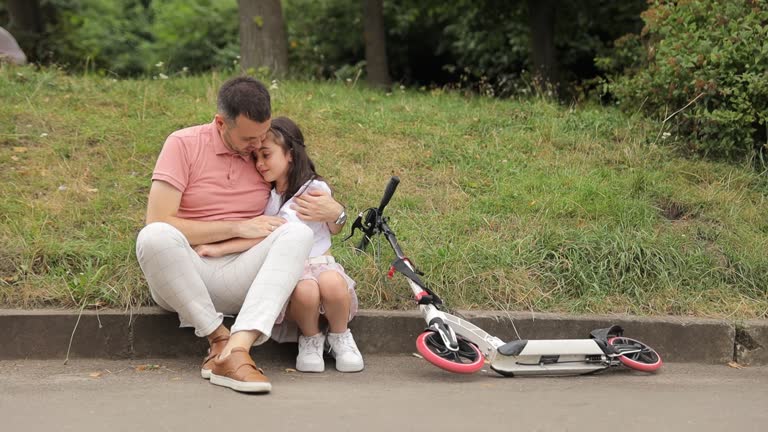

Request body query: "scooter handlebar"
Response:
[355, 176, 399, 252]
[377, 176, 400, 213]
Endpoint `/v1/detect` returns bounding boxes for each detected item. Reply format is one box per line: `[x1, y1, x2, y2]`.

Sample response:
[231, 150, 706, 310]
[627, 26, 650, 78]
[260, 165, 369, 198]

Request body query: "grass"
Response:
[1, 64, 767, 318]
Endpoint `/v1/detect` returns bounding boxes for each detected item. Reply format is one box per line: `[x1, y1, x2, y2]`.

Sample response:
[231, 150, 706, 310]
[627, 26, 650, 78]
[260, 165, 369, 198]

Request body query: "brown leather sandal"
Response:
[200, 334, 229, 379]
[209, 347, 272, 393]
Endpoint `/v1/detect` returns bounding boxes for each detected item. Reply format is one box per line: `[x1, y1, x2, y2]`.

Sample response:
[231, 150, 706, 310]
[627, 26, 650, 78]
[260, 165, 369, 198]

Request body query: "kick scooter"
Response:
[347, 176, 663, 376]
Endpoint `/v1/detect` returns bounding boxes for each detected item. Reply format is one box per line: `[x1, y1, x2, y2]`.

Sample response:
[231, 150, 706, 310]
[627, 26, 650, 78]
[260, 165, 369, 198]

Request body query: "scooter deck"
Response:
[490, 339, 608, 376]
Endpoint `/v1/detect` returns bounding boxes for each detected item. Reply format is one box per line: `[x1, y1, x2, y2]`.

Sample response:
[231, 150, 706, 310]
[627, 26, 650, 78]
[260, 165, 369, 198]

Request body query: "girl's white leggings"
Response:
[135, 222, 313, 344]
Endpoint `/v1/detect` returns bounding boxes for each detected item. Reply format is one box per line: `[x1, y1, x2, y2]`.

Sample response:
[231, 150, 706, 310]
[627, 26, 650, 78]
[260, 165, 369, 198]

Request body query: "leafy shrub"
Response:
[597, 0, 768, 158]
[42, 0, 153, 75]
[7, 0, 645, 92]
[8, 0, 239, 76]
[434, 0, 646, 97]
[148, 0, 239, 73]
[283, 0, 363, 79]
[283, 0, 646, 95]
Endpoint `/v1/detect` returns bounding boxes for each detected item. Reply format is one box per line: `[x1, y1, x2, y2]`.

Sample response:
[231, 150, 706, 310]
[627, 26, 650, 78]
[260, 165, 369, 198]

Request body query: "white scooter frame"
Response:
[348, 177, 663, 376]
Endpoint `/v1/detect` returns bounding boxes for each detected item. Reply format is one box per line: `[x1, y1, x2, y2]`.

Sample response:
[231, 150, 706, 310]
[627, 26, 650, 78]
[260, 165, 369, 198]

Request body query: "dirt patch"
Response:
[657, 198, 694, 221]
[0, 250, 21, 281]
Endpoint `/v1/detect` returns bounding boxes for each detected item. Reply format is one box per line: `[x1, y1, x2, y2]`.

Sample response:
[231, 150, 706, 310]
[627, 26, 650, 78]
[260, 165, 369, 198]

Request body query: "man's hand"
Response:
[194, 244, 224, 258]
[291, 190, 344, 223]
[236, 215, 287, 239]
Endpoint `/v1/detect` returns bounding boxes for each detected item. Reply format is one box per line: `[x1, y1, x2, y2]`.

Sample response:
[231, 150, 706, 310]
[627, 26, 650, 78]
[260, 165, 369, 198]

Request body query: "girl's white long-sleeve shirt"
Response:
[263, 179, 332, 258]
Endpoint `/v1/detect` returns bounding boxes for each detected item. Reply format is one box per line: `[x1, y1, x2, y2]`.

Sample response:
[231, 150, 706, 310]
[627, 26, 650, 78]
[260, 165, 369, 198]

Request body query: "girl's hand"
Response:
[194, 244, 224, 257]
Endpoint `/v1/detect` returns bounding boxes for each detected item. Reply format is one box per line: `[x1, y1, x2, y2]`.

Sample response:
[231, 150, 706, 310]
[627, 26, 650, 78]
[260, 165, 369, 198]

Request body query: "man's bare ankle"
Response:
[220, 345, 246, 360]
[207, 326, 230, 344]
[218, 330, 261, 360]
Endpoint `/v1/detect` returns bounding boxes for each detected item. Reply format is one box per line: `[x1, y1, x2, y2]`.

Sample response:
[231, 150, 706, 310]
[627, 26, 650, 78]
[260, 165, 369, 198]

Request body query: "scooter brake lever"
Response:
[342, 213, 366, 242]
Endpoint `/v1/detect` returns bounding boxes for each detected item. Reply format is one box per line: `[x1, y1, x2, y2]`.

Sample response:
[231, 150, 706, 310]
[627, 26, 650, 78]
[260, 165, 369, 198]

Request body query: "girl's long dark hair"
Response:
[268, 117, 322, 207]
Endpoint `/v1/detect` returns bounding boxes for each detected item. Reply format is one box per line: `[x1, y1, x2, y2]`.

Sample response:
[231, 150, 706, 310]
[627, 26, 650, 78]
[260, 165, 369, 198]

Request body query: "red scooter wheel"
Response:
[608, 336, 663, 372]
[416, 331, 485, 374]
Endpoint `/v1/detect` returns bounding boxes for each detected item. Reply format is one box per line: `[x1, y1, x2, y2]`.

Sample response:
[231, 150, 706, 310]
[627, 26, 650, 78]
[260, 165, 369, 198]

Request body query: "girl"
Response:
[194, 117, 363, 373]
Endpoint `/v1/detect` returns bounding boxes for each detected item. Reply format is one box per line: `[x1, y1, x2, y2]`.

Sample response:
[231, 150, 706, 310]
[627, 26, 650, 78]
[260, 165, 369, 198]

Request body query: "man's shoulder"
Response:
[168, 122, 215, 145]
[159, 123, 218, 164]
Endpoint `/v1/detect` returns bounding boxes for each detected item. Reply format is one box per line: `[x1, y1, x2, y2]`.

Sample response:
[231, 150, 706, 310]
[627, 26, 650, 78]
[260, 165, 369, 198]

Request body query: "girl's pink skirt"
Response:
[270, 256, 358, 343]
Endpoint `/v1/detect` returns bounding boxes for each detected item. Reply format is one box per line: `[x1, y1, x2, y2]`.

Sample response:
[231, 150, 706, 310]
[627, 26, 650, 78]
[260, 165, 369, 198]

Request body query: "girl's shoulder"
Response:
[263, 188, 282, 216]
[300, 178, 332, 195]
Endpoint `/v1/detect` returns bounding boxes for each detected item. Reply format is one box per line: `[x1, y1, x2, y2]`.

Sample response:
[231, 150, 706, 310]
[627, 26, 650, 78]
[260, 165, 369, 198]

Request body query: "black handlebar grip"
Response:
[377, 176, 400, 213]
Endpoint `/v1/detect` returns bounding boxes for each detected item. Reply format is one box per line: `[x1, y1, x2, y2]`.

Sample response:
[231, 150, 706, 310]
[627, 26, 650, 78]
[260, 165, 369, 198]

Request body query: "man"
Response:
[135, 77, 346, 393]
[0, 27, 27, 65]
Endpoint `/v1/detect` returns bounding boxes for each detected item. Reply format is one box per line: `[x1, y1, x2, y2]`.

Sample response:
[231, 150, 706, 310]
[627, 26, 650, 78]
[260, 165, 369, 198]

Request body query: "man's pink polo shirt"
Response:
[152, 120, 270, 221]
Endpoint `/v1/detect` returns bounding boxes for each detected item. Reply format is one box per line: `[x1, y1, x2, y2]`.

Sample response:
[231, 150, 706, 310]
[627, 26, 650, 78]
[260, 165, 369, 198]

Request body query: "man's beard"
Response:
[222, 130, 251, 157]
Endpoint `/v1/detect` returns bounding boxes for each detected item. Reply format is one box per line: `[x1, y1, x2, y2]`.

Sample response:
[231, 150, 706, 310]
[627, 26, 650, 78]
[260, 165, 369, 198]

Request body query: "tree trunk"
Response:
[363, 0, 391, 88]
[527, 0, 557, 90]
[5, 0, 43, 61]
[237, 0, 289, 77]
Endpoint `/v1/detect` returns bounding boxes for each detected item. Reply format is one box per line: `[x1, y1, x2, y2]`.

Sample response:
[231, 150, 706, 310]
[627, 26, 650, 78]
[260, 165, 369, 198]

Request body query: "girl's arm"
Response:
[327, 216, 344, 235]
[194, 237, 264, 257]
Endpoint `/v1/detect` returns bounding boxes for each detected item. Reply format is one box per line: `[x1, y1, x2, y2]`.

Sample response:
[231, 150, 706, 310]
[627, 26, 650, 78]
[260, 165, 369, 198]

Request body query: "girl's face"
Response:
[255, 136, 292, 187]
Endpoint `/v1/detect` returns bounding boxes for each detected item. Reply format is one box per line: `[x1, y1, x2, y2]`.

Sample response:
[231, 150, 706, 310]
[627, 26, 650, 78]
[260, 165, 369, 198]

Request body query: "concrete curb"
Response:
[0, 308, 763, 364]
[735, 320, 768, 365]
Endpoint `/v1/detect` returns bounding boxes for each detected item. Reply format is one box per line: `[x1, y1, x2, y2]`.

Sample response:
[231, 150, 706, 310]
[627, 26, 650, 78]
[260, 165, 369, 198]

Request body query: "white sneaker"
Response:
[327, 329, 364, 372]
[297, 333, 326, 373]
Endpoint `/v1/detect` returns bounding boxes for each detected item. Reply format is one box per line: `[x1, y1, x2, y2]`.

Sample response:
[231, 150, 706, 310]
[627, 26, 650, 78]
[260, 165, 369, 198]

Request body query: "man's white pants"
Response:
[135, 222, 313, 344]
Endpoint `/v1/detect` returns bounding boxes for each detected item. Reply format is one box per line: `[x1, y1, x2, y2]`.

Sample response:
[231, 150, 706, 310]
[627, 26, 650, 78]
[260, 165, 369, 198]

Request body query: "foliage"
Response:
[283, 0, 364, 80]
[39, 0, 153, 74]
[2, 0, 240, 76]
[277, 0, 649, 95]
[436, 0, 647, 97]
[597, 0, 768, 159]
[4, 0, 648, 94]
[148, 0, 239, 73]
[437, 0, 529, 96]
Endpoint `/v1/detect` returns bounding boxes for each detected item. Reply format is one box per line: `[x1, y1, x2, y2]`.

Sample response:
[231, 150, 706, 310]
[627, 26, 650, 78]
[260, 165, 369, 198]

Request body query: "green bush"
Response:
[283, 0, 363, 80]
[148, 0, 239, 73]
[283, 0, 646, 95]
[44, 0, 153, 75]
[6, 0, 645, 91]
[8, 0, 239, 76]
[597, 0, 768, 158]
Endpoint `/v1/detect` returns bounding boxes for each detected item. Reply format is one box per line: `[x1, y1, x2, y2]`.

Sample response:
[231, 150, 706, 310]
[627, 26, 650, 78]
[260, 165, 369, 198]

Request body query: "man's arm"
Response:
[194, 237, 264, 257]
[145, 180, 285, 246]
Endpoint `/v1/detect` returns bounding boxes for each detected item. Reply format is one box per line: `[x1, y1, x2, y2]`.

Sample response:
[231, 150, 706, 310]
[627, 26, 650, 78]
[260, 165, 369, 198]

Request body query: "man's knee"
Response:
[135, 222, 186, 258]
[283, 221, 313, 237]
[280, 222, 314, 244]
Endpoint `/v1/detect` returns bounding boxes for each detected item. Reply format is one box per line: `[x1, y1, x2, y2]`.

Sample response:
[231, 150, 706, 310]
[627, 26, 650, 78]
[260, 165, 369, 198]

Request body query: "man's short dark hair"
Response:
[217, 76, 271, 123]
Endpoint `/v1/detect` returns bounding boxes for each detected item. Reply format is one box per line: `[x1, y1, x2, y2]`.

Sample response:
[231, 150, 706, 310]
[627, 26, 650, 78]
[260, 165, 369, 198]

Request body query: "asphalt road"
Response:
[1, 355, 765, 432]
